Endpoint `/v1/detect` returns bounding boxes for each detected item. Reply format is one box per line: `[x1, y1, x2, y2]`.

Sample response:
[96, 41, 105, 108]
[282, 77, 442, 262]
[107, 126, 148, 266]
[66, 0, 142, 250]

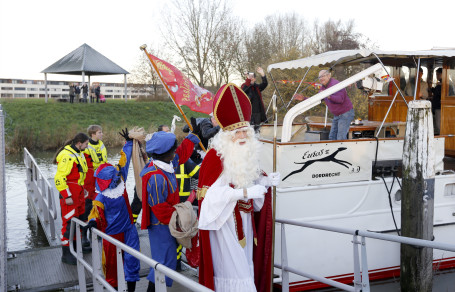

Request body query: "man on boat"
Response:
[197, 83, 279, 292]
[241, 67, 268, 129]
[431, 68, 442, 135]
[53, 133, 89, 265]
[140, 130, 200, 292]
[318, 70, 355, 140]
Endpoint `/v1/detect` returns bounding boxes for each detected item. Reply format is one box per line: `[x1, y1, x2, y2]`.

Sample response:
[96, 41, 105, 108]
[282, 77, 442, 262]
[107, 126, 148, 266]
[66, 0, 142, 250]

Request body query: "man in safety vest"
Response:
[82, 125, 108, 249]
[174, 157, 200, 270]
[54, 133, 89, 265]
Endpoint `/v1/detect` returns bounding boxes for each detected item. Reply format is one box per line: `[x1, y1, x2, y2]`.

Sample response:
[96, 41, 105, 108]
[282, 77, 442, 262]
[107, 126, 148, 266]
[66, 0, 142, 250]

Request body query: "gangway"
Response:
[24, 147, 61, 246]
[13, 149, 212, 291]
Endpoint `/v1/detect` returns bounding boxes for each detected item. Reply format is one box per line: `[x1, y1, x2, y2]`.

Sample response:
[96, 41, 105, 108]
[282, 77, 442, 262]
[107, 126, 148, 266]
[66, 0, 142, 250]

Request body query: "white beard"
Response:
[210, 127, 261, 189]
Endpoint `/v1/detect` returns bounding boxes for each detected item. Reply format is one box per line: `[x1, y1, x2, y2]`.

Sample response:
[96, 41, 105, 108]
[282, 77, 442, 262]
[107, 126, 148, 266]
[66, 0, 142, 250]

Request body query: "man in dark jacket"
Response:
[241, 67, 268, 127]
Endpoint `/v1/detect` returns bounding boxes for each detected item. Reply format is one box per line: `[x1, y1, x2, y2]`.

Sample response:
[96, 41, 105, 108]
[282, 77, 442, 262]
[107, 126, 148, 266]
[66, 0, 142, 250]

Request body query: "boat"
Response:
[258, 49, 455, 290]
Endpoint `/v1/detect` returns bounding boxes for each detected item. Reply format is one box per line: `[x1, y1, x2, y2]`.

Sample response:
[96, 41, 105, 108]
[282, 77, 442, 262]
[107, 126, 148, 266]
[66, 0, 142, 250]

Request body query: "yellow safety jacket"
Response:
[175, 160, 200, 198]
[55, 145, 88, 193]
[84, 140, 107, 170]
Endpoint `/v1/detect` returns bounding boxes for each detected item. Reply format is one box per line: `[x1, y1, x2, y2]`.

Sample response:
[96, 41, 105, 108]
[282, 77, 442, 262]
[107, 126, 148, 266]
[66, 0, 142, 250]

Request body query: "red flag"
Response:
[147, 53, 214, 114]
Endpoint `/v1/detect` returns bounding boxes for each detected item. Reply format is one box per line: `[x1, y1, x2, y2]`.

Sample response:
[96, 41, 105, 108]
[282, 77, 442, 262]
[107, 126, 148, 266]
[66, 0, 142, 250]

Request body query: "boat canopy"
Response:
[267, 48, 455, 72]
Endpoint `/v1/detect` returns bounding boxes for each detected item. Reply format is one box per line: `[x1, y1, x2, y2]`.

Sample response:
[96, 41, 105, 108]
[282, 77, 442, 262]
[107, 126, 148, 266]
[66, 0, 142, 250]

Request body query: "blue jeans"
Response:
[329, 108, 355, 140]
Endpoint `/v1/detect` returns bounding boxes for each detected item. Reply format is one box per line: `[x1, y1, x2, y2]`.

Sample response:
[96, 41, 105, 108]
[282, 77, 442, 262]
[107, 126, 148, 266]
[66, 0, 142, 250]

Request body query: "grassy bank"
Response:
[0, 98, 208, 153]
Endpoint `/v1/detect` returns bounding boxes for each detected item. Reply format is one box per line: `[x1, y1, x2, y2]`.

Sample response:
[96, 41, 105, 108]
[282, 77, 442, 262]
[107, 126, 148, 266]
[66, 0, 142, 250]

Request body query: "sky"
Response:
[1, 0, 454, 83]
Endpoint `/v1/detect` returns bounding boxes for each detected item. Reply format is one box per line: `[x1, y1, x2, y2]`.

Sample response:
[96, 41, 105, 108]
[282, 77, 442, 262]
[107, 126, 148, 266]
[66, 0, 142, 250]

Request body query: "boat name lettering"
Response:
[302, 149, 329, 159]
[312, 172, 341, 178]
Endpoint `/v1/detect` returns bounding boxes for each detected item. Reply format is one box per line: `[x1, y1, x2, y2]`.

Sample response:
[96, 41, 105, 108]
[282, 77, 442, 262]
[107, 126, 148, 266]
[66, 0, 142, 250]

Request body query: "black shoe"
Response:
[61, 246, 77, 265]
[176, 260, 182, 272]
[127, 281, 136, 292]
[82, 228, 91, 248]
[147, 281, 155, 292]
[74, 240, 91, 254]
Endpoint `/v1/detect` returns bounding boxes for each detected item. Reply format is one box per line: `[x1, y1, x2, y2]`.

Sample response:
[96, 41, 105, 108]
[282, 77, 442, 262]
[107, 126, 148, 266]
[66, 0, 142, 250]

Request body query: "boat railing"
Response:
[275, 217, 455, 292]
[281, 63, 383, 142]
[23, 147, 59, 243]
[69, 217, 213, 292]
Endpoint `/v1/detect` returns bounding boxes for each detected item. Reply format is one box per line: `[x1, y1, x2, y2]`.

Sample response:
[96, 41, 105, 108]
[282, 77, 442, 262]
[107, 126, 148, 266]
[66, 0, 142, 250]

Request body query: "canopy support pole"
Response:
[44, 73, 48, 103]
[286, 66, 312, 109]
[372, 53, 408, 107]
[124, 74, 127, 102]
[413, 57, 421, 101]
[88, 76, 91, 103]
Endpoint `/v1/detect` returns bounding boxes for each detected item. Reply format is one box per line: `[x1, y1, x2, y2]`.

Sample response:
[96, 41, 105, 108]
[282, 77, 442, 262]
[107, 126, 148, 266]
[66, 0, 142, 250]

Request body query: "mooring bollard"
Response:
[400, 100, 435, 291]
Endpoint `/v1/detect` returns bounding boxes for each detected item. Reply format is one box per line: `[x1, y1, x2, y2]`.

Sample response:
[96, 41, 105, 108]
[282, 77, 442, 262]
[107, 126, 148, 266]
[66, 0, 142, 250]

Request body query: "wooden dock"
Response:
[7, 229, 198, 291]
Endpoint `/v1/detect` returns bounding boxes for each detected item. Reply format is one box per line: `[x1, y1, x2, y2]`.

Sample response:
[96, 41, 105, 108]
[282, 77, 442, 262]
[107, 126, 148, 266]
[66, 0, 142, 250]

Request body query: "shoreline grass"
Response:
[0, 98, 208, 153]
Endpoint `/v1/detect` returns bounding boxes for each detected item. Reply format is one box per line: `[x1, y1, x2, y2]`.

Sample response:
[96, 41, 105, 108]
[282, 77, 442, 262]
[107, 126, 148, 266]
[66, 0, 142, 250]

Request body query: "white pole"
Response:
[82, 72, 85, 103]
[88, 76, 91, 103]
[124, 74, 127, 102]
[44, 73, 48, 103]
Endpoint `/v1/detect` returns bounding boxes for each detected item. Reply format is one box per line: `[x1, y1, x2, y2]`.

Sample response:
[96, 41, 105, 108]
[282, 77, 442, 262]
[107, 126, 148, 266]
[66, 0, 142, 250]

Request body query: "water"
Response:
[5, 148, 137, 251]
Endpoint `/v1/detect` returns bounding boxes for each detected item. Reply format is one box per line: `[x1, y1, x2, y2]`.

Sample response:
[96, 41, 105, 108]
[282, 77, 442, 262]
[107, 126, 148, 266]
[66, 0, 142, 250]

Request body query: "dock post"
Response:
[400, 100, 435, 291]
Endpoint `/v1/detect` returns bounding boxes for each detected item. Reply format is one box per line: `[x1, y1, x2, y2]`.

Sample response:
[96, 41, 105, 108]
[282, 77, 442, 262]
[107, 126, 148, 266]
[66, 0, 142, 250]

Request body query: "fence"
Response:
[69, 217, 213, 292]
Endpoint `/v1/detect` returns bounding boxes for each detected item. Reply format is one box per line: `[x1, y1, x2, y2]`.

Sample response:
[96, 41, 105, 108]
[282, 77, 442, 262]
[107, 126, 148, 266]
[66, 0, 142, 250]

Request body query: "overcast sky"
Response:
[1, 0, 454, 83]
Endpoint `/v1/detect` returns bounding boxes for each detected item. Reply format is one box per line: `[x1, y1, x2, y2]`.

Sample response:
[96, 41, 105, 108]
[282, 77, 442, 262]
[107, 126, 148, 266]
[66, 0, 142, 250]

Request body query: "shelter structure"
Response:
[41, 43, 129, 103]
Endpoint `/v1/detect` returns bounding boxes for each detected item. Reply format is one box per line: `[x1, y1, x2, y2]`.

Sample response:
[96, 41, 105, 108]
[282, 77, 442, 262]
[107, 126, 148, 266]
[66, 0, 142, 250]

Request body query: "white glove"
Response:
[268, 172, 281, 186]
[246, 185, 267, 199]
[257, 172, 281, 187]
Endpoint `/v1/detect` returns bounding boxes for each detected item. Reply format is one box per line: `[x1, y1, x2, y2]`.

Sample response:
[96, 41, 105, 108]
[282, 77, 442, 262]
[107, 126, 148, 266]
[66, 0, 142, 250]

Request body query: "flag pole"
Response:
[140, 45, 207, 152]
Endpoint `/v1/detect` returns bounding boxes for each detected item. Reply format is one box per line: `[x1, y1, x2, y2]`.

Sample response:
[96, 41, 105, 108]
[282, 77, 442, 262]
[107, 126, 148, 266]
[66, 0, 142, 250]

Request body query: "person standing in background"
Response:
[53, 133, 89, 264]
[69, 83, 75, 104]
[241, 67, 268, 129]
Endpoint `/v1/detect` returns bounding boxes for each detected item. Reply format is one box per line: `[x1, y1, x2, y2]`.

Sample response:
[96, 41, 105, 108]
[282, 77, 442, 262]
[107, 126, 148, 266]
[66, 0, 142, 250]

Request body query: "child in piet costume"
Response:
[86, 129, 140, 292]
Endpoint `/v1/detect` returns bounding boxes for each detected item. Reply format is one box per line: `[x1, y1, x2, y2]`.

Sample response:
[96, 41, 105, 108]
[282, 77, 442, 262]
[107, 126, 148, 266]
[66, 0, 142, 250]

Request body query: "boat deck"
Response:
[7, 229, 198, 291]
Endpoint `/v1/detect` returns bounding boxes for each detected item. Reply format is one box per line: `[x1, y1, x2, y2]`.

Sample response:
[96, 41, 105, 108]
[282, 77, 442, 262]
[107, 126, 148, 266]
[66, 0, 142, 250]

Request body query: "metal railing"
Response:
[23, 147, 60, 245]
[70, 217, 213, 292]
[276, 218, 455, 292]
[0, 105, 7, 292]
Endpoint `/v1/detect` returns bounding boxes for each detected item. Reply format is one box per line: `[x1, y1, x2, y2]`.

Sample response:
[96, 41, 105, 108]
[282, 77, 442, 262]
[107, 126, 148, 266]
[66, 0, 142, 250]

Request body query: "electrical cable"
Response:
[380, 173, 401, 236]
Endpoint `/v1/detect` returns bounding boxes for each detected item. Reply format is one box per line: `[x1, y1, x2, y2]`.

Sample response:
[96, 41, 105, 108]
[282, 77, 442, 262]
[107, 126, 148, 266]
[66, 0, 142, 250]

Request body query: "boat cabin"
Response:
[267, 49, 455, 155]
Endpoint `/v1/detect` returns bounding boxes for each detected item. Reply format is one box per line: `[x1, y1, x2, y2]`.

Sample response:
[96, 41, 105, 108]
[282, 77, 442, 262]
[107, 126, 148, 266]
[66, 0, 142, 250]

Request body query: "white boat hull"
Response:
[259, 138, 455, 289]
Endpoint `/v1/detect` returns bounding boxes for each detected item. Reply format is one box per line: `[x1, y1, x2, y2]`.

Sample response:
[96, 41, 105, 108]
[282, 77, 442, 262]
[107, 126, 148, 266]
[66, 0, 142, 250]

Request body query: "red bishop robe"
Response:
[197, 148, 273, 292]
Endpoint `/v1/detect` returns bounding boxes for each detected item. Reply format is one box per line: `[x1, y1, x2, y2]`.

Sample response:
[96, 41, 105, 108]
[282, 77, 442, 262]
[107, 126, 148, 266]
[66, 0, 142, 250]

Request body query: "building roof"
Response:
[41, 43, 129, 76]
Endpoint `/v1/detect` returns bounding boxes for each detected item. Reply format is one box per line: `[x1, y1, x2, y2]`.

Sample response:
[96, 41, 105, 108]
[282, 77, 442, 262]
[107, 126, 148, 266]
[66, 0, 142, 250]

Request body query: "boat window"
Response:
[446, 61, 455, 96]
[400, 66, 428, 97]
[373, 66, 393, 96]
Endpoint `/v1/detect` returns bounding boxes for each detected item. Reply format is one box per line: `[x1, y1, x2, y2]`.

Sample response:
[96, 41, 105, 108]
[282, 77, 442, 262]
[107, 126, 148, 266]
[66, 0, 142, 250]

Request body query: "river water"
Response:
[5, 148, 137, 251]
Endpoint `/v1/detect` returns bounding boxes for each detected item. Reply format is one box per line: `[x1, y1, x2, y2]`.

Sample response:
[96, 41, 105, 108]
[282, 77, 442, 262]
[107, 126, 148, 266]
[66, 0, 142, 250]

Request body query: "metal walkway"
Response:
[7, 229, 198, 291]
[24, 148, 61, 247]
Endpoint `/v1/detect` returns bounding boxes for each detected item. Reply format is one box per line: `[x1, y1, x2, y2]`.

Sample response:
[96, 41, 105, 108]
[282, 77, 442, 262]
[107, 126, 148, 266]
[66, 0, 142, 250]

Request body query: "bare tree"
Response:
[238, 13, 309, 80]
[265, 13, 309, 61]
[161, 0, 240, 87]
[128, 46, 169, 100]
[206, 18, 244, 87]
[310, 19, 364, 55]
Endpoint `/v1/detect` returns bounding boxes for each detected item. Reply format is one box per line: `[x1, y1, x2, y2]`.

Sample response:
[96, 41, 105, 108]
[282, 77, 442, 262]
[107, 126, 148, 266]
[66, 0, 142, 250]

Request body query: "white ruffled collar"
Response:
[100, 182, 125, 199]
[153, 160, 175, 173]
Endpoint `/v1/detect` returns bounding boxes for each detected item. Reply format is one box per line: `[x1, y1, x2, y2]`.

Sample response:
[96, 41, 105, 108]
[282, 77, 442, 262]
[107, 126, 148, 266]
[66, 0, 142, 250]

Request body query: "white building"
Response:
[0, 78, 165, 100]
